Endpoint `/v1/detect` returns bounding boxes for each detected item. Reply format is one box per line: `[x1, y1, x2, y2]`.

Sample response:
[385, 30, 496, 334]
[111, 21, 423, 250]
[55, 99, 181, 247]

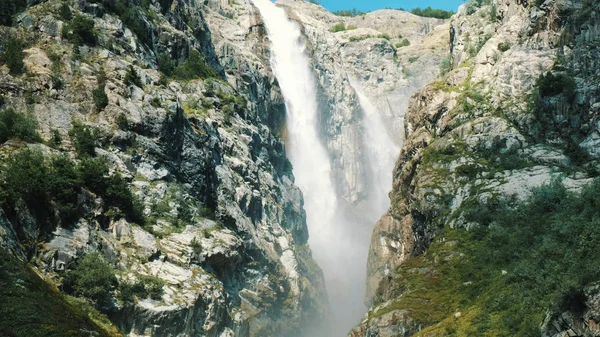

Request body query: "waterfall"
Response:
[348, 78, 399, 218]
[251, 0, 400, 335]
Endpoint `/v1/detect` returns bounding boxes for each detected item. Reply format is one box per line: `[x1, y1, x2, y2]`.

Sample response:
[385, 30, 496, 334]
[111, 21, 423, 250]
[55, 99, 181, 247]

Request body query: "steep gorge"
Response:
[1, 0, 599, 336]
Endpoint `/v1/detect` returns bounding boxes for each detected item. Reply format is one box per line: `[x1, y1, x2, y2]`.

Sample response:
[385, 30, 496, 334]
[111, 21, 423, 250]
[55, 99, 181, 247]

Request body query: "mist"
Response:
[250, 0, 400, 335]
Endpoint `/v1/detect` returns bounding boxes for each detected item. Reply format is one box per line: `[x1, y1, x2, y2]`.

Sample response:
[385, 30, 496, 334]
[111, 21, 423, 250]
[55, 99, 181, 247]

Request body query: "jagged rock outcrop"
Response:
[356, 0, 600, 335]
[0, 0, 329, 336]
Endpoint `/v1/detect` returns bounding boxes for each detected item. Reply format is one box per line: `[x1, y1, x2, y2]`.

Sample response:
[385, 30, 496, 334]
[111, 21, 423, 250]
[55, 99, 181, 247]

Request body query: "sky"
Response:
[315, 0, 464, 13]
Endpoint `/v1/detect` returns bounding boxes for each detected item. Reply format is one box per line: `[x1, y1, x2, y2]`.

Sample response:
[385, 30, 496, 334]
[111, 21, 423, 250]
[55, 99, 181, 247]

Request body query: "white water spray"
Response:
[251, 0, 400, 335]
[348, 78, 400, 217]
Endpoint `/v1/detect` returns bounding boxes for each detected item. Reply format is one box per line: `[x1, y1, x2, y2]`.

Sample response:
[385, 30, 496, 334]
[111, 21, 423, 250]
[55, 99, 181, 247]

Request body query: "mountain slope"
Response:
[355, 0, 600, 335]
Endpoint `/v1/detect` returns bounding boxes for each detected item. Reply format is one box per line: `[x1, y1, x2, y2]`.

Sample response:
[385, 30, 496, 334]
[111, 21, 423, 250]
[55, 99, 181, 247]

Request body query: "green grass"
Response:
[369, 178, 600, 336]
[0, 249, 121, 337]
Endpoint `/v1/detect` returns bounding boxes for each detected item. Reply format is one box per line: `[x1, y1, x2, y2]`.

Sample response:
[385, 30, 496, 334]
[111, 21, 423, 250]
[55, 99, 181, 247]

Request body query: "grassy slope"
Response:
[0, 249, 121, 337]
[369, 179, 600, 337]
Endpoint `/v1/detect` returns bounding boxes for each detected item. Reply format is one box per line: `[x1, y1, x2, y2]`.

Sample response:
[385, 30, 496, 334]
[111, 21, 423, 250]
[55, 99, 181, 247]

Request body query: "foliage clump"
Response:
[0, 108, 41, 143]
[0, 148, 144, 235]
[0, 0, 25, 26]
[171, 50, 218, 80]
[124, 65, 143, 87]
[0, 36, 25, 75]
[118, 275, 164, 302]
[537, 72, 577, 100]
[374, 179, 600, 336]
[64, 252, 118, 308]
[395, 38, 410, 48]
[63, 14, 97, 45]
[332, 8, 366, 17]
[410, 6, 454, 19]
[329, 22, 346, 32]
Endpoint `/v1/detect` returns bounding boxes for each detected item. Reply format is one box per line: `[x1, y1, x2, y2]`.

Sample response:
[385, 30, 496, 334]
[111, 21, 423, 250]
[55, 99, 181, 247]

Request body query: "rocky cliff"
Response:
[0, 0, 330, 336]
[355, 0, 600, 336]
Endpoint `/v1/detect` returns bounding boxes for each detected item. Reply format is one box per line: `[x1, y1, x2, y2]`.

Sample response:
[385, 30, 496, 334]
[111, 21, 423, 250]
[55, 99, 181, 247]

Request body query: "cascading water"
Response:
[251, 0, 400, 335]
[348, 78, 400, 217]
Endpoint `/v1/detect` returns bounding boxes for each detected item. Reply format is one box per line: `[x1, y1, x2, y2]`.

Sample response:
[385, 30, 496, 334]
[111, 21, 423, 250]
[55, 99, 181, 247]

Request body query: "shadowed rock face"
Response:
[355, 0, 600, 335]
[0, 0, 331, 335]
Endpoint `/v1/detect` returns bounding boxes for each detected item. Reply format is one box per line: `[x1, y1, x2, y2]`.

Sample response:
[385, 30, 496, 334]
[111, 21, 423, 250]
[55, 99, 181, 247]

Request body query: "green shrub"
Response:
[0, 108, 41, 143]
[92, 84, 108, 112]
[150, 97, 161, 108]
[69, 123, 98, 157]
[537, 72, 577, 99]
[0, 248, 117, 337]
[410, 6, 454, 19]
[0, 149, 55, 234]
[0, 36, 25, 75]
[332, 8, 366, 17]
[0, 0, 25, 26]
[439, 55, 452, 75]
[50, 129, 63, 148]
[58, 2, 72, 21]
[330, 22, 346, 32]
[378, 33, 391, 40]
[172, 50, 218, 80]
[64, 252, 117, 308]
[63, 15, 97, 45]
[49, 155, 82, 224]
[124, 65, 143, 87]
[0, 94, 5, 107]
[395, 38, 410, 47]
[157, 52, 174, 76]
[498, 41, 511, 52]
[408, 56, 419, 63]
[116, 113, 129, 129]
[117, 275, 164, 302]
[190, 237, 202, 255]
[78, 157, 144, 223]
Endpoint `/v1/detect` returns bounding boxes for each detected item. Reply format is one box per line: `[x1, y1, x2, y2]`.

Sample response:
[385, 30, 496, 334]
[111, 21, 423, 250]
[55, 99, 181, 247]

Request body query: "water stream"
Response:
[250, 0, 399, 335]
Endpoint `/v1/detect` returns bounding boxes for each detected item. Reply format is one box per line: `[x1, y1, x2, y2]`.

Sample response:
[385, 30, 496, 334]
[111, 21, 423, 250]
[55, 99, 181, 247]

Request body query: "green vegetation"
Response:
[410, 6, 454, 19]
[537, 72, 576, 100]
[69, 123, 99, 157]
[0, 147, 144, 236]
[59, 2, 72, 21]
[395, 38, 410, 48]
[0, 108, 41, 143]
[409, 56, 420, 63]
[124, 65, 143, 87]
[497, 41, 511, 52]
[466, 0, 493, 15]
[118, 275, 164, 302]
[330, 22, 347, 32]
[95, 0, 152, 45]
[63, 14, 97, 46]
[378, 33, 391, 40]
[0, 0, 25, 26]
[63, 252, 118, 309]
[0, 248, 118, 337]
[373, 179, 600, 336]
[349, 35, 372, 42]
[190, 236, 202, 255]
[0, 36, 25, 75]
[439, 55, 452, 75]
[332, 8, 366, 17]
[169, 50, 218, 80]
[93, 85, 109, 111]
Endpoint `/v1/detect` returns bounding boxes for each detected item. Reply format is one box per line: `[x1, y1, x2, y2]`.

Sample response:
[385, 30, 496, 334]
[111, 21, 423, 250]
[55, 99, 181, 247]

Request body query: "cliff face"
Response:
[0, 0, 328, 336]
[356, 0, 600, 336]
